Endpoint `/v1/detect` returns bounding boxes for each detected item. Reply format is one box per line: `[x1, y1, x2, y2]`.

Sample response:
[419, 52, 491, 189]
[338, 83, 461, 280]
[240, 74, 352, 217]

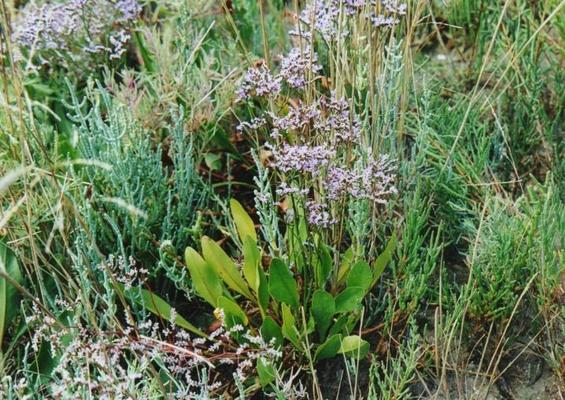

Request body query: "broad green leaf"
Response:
[257, 358, 276, 387]
[337, 335, 370, 359]
[257, 267, 270, 316]
[204, 153, 222, 171]
[347, 261, 372, 293]
[372, 232, 397, 287]
[268, 258, 299, 308]
[314, 334, 342, 361]
[133, 31, 156, 73]
[201, 236, 253, 300]
[335, 287, 364, 313]
[286, 199, 308, 273]
[230, 199, 257, 244]
[260, 316, 283, 347]
[306, 314, 316, 335]
[314, 243, 333, 287]
[218, 296, 248, 327]
[336, 247, 354, 286]
[328, 314, 350, 337]
[242, 236, 261, 293]
[118, 284, 206, 337]
[185, 247, 223, 307]
[242, 236, 268, 315]
[311, 290, 335, 339]
[0, 240, 22, 347]
[281, 304, 300, 347]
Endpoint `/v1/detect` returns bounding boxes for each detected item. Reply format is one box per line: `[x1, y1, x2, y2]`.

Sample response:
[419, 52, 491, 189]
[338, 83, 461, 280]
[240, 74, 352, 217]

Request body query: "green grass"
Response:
[0, 0, 563, 398]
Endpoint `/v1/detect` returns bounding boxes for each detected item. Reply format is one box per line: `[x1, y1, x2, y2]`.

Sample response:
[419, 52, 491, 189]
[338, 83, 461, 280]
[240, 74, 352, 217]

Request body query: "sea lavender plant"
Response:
[236, 64, 282, 100]
[236, 0, 400, 265]
[269, 143, 336, 175]
[295, 0, 342, 42]
[291, 0, 408, 43]
[19, 282, 283, 399]
[12, 0, 142, 73]
[279, 46, 323, 89]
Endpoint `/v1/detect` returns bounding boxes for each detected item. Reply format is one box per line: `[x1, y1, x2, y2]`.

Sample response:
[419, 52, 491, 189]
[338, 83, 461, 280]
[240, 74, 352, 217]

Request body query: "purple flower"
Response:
[306, 200, 334, 227]
[372, 1, 407, 27]
[270, 143, 335, 175]
[280, 46, 322, 89]
[276, 182, 309, 197]
[236, 64, 282, 100]
[325, 166, 355, 200]
[294, 0, 406, 39]
[115, 0, 143, 21]
[237, 117, 267, 132]
[13, 3, 79, 51]
[108, 30, 131, 59]
[299, 0, 343, 42]
[371, 15, 400, 27]
[315, 94, 361, 144]
[342, 0, 367, 15]
[12, 0, 141, 68]
[382, 0, 407, 15]
[355, 154, 398, 203]
[270, 101, 321, 138]
[324, 154, 397, 204]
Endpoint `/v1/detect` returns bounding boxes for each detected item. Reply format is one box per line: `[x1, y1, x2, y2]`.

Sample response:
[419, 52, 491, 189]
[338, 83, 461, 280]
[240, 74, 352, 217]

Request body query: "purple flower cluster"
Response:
[306, 200, 334, 227]
[237, 47, 323, 100]
[276, 181, 310, 197]
[315, 94, 361, 143]
[236, 64, 282, 100]
[382, 0, 408, 14]
[372, 0, 407, 27]
[270, 143, 335, 175]
[343, 0, 369, 15]
[237, 117, 267, 132]
[297, 0, 342, 42]
[325, 154, 397, 204]
[280, 46, 322, 89]
[371, 0, 408, 27]
[12, 0, 141, 68]
[292, 0, 408, 40]
[270, 101, 321, 138]
[235, 0, 402, 231]
[262, 93, 359, 143]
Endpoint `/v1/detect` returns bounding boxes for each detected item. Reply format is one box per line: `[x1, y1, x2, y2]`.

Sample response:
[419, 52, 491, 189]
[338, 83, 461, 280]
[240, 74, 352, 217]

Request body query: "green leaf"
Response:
[218, 296, 248, 327]
[0, 240, 22, 347]
[185, 247, 223, 307]
[257, 358, 276, 387]
[336, 246, 354, 286]
[119, 284, 206, 337]
[335, 287, 364, 313]
[257, 267, 270, 316]
[268, 258, 299, 308]
[347, 261, 372, 293]
[204, 153, 222, 171]
[260, 316, 283, 347]
[242, 237, 261, 293]
[337, 335, 370, 359]
[201, 236, 253, 300]
[230, 198, 257, 244]
[328, 314, 350, 337]
[372, 232, 397, 287]
[281, 304, 300, 347]
[314, 334, 342, 361]
[287, 200, 308, 273]
[311, 290, 335, 339]
[314, 243, 333, 287]
[133, 31, 157, 73]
